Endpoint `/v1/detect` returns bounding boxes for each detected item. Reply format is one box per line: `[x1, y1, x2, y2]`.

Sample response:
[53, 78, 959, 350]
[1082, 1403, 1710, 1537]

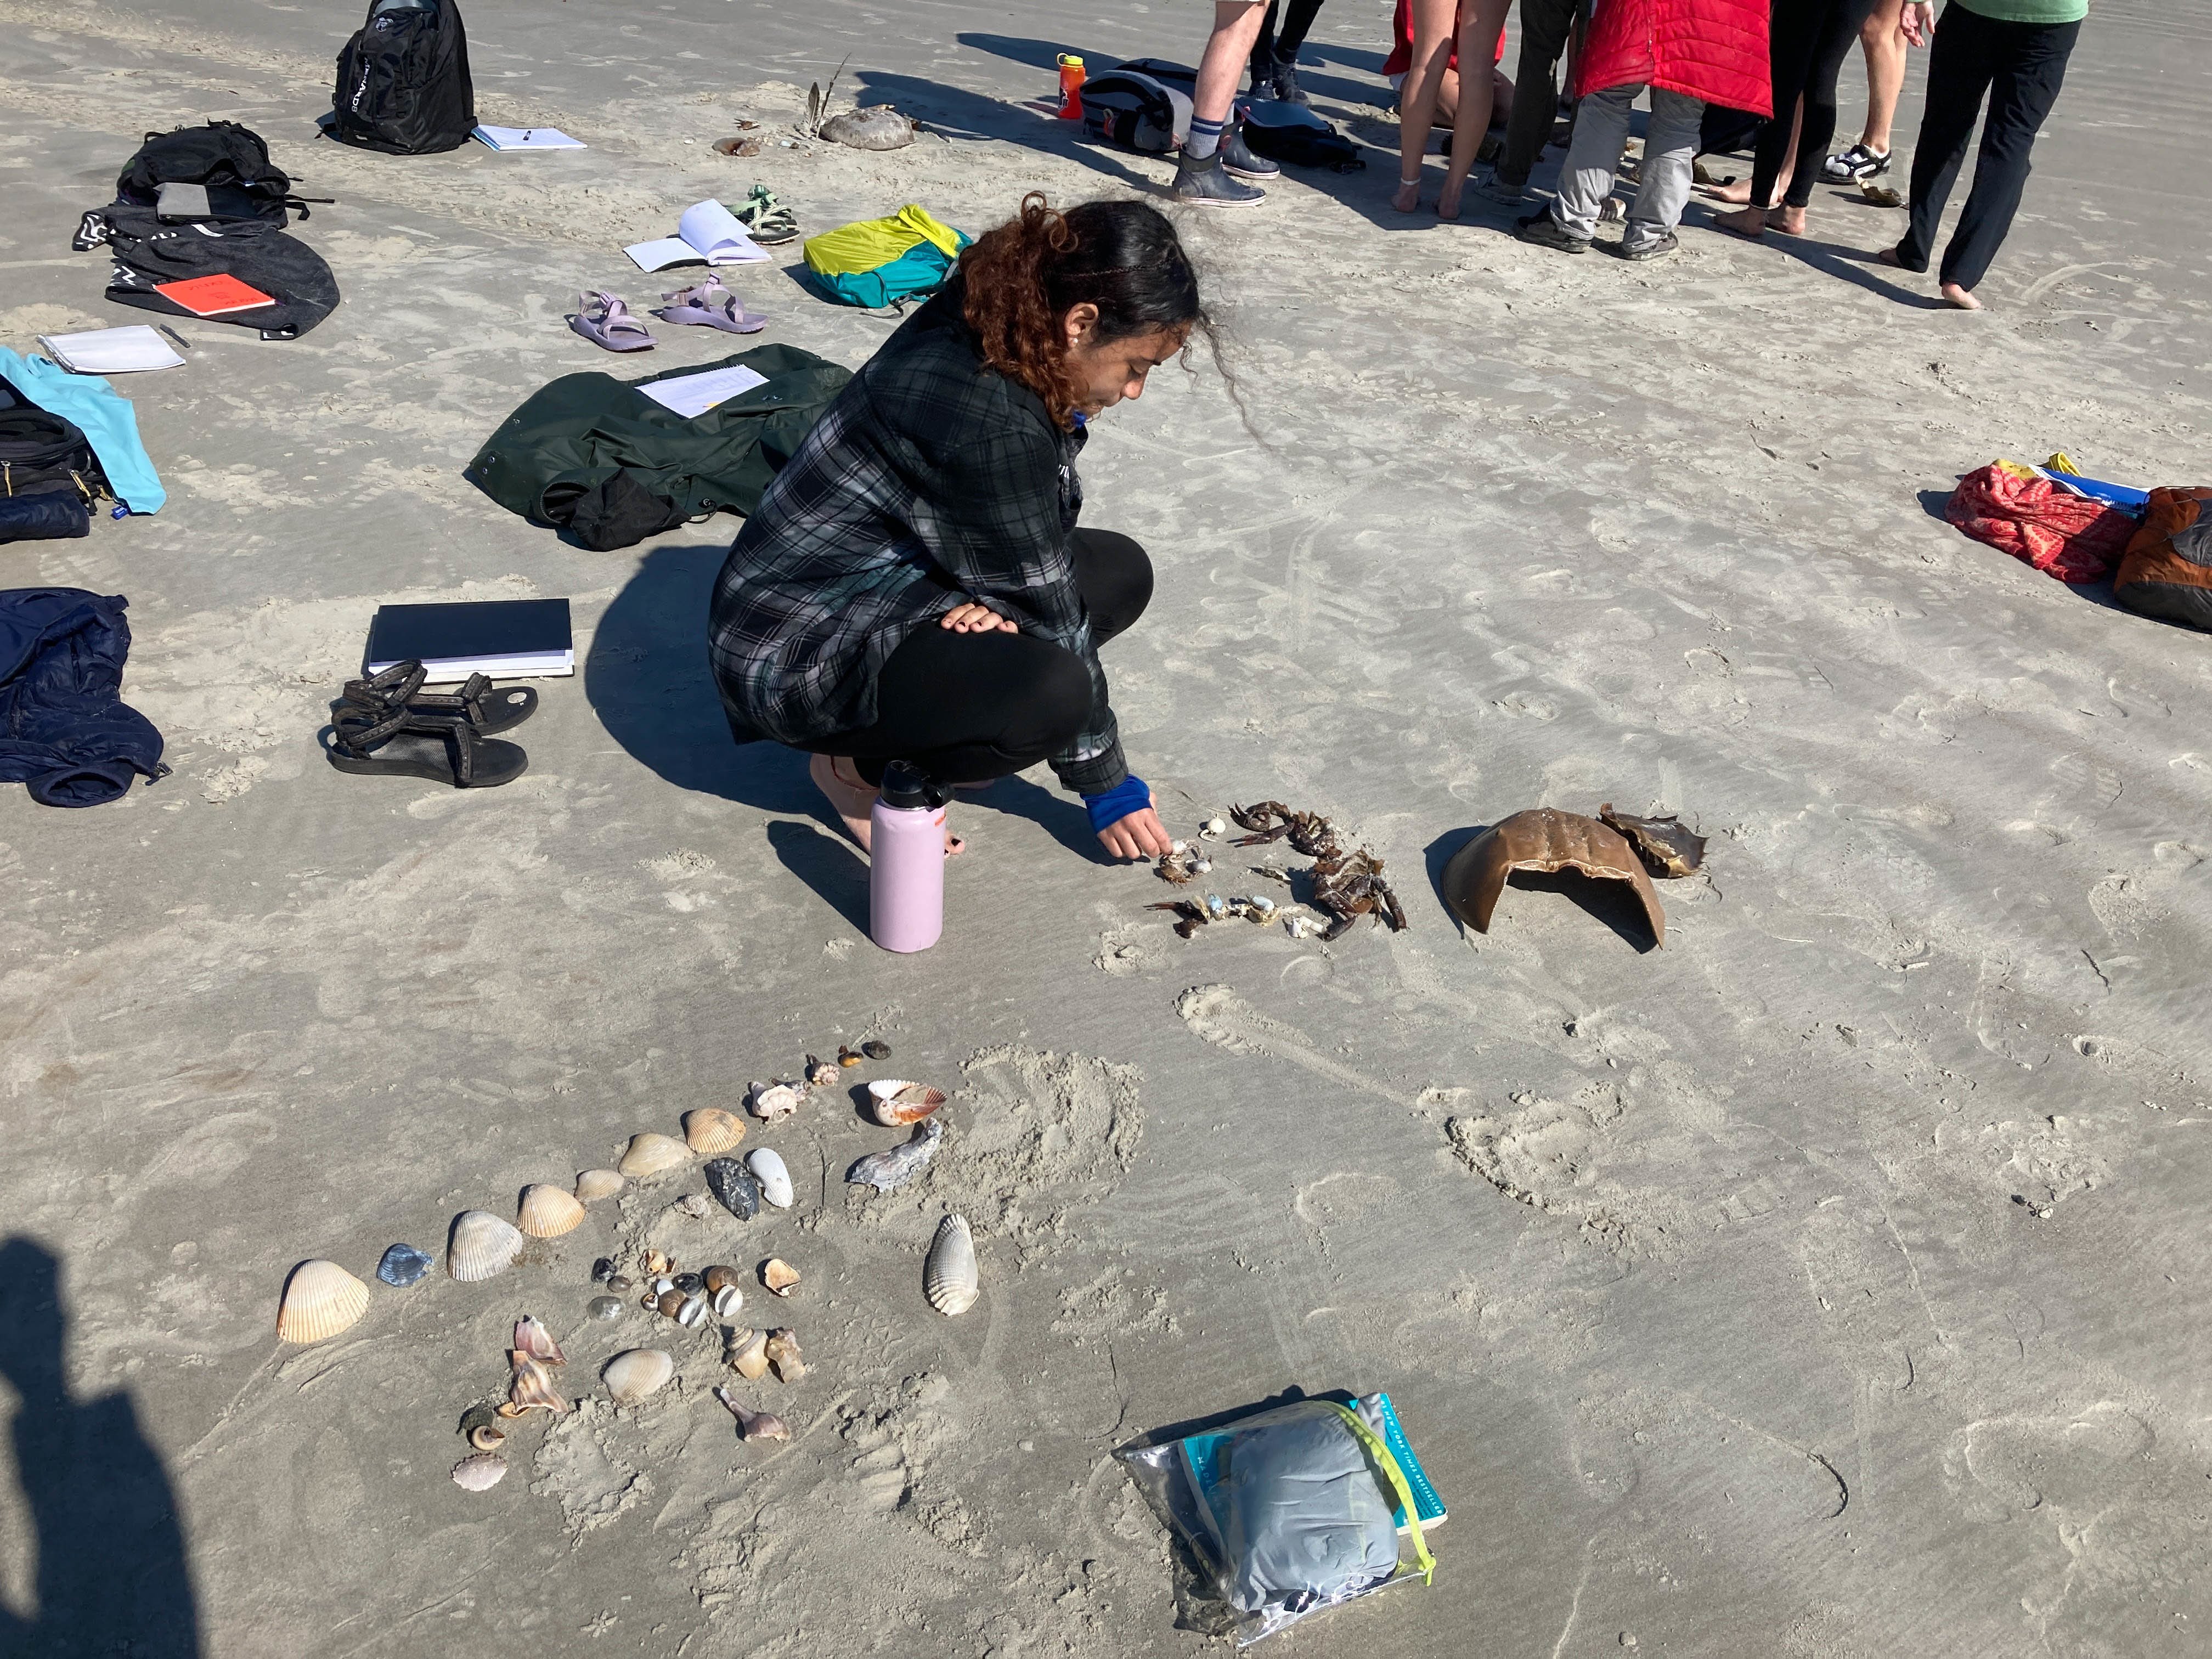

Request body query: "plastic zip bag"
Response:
[1115, 1392, 1438, 1646]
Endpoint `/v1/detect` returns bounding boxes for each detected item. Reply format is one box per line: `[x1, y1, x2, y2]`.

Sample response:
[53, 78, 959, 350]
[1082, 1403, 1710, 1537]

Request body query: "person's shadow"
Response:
[0, 1237, 202, 1657]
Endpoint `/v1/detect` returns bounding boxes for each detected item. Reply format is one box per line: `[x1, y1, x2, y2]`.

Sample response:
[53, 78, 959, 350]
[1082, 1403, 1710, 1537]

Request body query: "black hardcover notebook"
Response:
[365, 598, 574, 681]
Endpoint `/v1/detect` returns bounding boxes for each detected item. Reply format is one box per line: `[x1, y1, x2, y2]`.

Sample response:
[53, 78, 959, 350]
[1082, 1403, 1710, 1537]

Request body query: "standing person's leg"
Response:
[1494, 0, 1580, 195]
[1778, 0, 1884, 221]
[1621, 89, 1704, 256]
[1395, 0, 1461, 210]
[1438, 0, 1516, 218]
[1176, 1, 1273, 205]
[1851, 0, 1910, 163]
[1716, 1, 1823, 236]
[1248, 0, 1280, 92]
[1936, 15, 2080, 302]
[1886, 3, 1999, 275]
[1520, 82, 1635, 247]
[1269, 0, 1327, 100]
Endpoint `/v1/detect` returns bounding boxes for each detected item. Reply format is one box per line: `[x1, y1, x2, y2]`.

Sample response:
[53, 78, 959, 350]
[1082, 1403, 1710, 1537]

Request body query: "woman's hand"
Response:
[1097, 802, 1173, 861]
[1900, 2, 1934, 47]
[940, 602, 1017, 634]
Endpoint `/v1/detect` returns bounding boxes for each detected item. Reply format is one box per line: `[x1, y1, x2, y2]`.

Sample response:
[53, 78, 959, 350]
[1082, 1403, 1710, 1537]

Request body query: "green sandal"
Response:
[730, 184, 798, 246]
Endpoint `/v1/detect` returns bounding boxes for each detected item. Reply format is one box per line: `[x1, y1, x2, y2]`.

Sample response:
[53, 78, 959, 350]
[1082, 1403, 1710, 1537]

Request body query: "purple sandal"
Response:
[654, 277, 766, 335]
[569, 290, 656, 352]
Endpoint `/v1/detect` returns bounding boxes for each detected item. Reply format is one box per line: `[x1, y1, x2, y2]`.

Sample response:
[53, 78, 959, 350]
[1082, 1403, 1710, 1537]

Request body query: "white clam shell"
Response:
[602, 1347, 676, 1405]
[452, 1453, 508, 1491]
[574, 1169, 625, 1203]
[746, 1148, 794, 1209]
[517, 1183, 586, 1238]
[447, 1210, 524, 1282]
[618, 1132, 692, 1179]
[923, 1214, 979, 1317]
[275, 1259, 370, 1344]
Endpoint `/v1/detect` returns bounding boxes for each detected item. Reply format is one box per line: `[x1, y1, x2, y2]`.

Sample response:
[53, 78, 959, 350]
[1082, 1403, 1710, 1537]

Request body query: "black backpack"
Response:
[0, 382, 109, 506]
[99, 207, 342, 341]
[1080, 69, 1191, 154]
[112, 121, 305, 224]
[331, 0, 476, 155]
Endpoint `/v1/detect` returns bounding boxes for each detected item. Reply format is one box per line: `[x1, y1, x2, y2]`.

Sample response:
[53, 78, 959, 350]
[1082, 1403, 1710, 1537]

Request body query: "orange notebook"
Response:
[153, 273, 276, 316]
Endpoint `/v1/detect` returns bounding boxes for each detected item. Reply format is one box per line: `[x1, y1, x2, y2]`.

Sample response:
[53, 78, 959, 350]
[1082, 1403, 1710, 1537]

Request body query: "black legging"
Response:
[1752, 0, 1881, 210]
[803, 528, 1153, 787]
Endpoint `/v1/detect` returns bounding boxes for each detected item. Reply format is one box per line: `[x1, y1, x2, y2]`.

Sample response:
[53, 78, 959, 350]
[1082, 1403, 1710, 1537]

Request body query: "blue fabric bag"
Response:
[0, 349, 166, 514]
[0, 588, 167, 806]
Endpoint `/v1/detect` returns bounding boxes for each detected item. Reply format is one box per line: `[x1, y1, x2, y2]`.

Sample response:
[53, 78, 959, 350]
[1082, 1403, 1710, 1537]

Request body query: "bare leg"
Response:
[1194, 1, 1269, 128]
[1432, 66, 1461, 127]
[1397, 0, 1459, 210]
[809, 753, 964, 856]
[1439, 0, 1513, 218]
[1860, 0, 1909, 152]
[1713, 96, 1805, 232]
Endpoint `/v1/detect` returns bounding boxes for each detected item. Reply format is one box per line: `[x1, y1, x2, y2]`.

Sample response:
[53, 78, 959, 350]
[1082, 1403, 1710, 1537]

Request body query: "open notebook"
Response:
[625, 200, 769, 272]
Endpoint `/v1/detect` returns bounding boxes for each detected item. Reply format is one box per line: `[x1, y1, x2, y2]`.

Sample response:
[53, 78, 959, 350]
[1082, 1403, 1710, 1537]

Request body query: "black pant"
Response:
[1251, 0, 1326, 75]
[1752, 0, 1881, 210]
[804, 528, 1153, 787]
[1897, 3, 2080, 290]
[1496, 0, 1583, 190]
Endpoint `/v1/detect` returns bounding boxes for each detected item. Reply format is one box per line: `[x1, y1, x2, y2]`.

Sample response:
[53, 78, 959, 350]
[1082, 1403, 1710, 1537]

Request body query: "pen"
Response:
[158, 324, 193, 352]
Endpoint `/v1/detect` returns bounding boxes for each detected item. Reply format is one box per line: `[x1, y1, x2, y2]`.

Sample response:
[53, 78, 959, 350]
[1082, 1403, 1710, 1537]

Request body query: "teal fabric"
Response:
[1954, 0, 2089, 23]
[810, 241, 961, 310]
[0, 349, 166, 514]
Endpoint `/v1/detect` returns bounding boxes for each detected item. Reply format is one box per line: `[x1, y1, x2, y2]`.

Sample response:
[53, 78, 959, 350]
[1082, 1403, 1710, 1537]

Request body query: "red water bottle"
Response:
[1057, 54, 1086, 121]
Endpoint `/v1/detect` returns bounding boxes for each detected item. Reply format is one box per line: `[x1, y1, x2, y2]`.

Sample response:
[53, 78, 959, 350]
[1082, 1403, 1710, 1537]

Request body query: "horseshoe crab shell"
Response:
[275, 1259, 370, 1344]
[452, 1453, 508, 1491]
[1442, 808, 1666, 947]
[866, 1080, 947, 1126]
[746, 1148, 794, 1209]
[923, 1214, 979, 1317]
[618, 1132, 692, 1180]
[447, 1210, 525, 1282]
[820, 104, 916, 150]
[1598, 803, 1708, 879]
[602, 1347, 675, 1405]
[684, 1108, 748, 1156]
[517, 1183, 586, 1239]
[574, 1169, 625, 1203]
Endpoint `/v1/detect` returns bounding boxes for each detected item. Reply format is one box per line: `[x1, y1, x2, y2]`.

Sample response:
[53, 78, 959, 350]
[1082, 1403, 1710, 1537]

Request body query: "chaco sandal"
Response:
[569, 290, 656, 352]
[730, 184, 799, 245]
[653, 276, 766, 335]
[327, 703, 528, 788]
[341, 662, 538, 736]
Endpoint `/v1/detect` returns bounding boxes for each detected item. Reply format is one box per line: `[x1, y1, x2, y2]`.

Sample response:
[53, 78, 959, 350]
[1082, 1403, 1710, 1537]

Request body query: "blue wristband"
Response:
[1082, 774, 1151, 835]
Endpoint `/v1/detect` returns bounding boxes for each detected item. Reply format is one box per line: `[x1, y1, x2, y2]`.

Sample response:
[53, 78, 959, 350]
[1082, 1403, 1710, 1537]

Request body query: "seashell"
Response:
[602, 1347, 675, 1405]
[618, 1132, 692, 1180]
[726, 1328, 769, 1379]
[607, 1276, 633, 1293]
[675, 1293, 708, 1328]
[702, 1264, 744, 1295]
[586, 1294, 625, 1322]
[276, 1259, 370, 1344]
[704, 1156, 761, 1221]
[509, 1353, 568, 1414]
[592, 1256, 619, 1284]
[574, 1169, 626, 1204]
[459, 1403, 503, 1437]
[866, 1079, 947, 1127]
[376, 1243, 432, 1288]
[496, 1402, 527, 1418]
[644, 1249, 674, 1277]
[1598, 803, 1708, 879]
[747, 1148, 794, 1209]
[748, 1081, 802, 1122]
[861, 1040, 891, 1060]
[674, 1272, 703, 1295]
[452, 1453, 507, 1491]
[649, 1276, 677, 1298]
[837, 1045, 865, 1068]
[761, 1259, 800, 1297]
[656, 1288, 689, 1319]
[447, 1210, 525, 1282]
[1200, 817, 1227, 839]
[1443, 807, 1666, 947]
[468, 1423, 507, 1452]
[764, 1328, 805, 1383]
[675, 1193, 713, 1220]
[517, 1183, 586, 1239]
[640, 1291, 661, 1311]
[923, 1214, 979, 1317]
[514, 1314, 566, 1365]
[710, 1282, 743, 1318]
[845, 1119, 944, 1194]
[684, 1107, 749, 1156]
[820, 104, 916, 151]
[715, 1386, 791, 1442]
[805, 1056, 839, 1088]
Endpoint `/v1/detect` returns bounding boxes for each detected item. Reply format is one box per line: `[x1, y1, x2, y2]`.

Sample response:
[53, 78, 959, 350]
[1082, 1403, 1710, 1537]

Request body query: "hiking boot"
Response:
[1220, 121, 1280, 182]
[1614, 229, 1680, 262]
[1513, 211, 1589, 253]
[1175, 149, 1267, 207]
[1273, 55, 1307, 104]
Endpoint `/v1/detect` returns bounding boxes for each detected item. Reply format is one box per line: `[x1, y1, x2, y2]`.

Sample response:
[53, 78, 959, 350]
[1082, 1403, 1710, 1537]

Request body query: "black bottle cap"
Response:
[879, 761, 950, 810]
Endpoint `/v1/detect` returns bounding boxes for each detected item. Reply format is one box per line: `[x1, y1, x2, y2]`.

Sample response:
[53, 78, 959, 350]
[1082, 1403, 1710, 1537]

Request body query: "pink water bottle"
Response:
[870, 763, 950, 953]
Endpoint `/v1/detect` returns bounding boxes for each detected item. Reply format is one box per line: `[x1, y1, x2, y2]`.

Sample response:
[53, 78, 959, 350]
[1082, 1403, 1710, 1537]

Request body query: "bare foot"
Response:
[810, 752, 878, 852]
[1876, 245, 1904, 267]
[1392, 176, 1421, 213]
[1437, 178, 1464, 221]
[1940, 281, 1983, 310]
[1764, 204, 1808, 236]
[1702, 176, 1754, 204]
[1713, 205, 1766, 239]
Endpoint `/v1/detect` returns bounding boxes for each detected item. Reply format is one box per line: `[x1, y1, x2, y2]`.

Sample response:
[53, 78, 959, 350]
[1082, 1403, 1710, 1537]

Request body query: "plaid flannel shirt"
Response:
[707, 285, 1126, 795]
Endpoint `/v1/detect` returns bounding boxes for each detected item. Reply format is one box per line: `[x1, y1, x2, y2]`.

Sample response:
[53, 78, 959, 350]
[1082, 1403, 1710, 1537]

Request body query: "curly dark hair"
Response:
[959, 194, 1212, 428]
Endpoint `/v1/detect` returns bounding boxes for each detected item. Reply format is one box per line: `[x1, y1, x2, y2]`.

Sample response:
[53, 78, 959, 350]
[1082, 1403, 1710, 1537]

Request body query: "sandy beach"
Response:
[2, 0, 2209, 1653]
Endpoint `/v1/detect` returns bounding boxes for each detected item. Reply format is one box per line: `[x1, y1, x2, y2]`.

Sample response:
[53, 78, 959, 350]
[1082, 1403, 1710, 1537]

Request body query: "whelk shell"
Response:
[446, 1210, 524, 1282]
[845, 1119, 944, 1194]
[747, 1148, 794, 1209]
[517, 1183, 586, 1239]
[715, 1386, 791, 1442]
[866, 1079, 947, 1127]
[275, 1259, 370, 1344]
[618, 1132, 692, 1180]
[684, 1108, 748, 1156]
[452, 1453, 507, 1491]
[513, 1314, 566, 1365]
[761, 1259, 800, 1297]
[509, 1353, 568, 1414]
[923, 1214, 979, 1317]
[468, 1423, 507, 1452]
[656, 1288, 690, 1319]
[574, 1169, 626, 1203]
[602, 1347, 675, 1405]
[805, 1056, 839, 1087]
[726, 1328, 770, 1379]
[749, 1081, 802, 1122]
[764, 1329, 805, 1383]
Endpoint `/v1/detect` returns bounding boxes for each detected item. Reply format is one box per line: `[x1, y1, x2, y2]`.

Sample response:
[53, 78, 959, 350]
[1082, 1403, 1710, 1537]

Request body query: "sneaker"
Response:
[1477, 175, 1528, 206]
[1821, 142, 1891, 182]
[1513, 211, 1590, 253]
[1273, 57, 1307, 104]
[1220, 121, 1280, 182]
[1613, 229, 1680, 262]
[1175, 150, 1268, 207]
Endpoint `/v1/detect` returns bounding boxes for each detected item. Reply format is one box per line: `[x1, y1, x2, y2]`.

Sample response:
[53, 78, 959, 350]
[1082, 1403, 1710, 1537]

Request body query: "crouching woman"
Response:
[708, 194, 1205, 860]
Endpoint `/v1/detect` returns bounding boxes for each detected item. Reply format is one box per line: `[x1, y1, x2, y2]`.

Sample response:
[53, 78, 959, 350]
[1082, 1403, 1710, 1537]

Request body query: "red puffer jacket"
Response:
[1573, 0, 1773, 116]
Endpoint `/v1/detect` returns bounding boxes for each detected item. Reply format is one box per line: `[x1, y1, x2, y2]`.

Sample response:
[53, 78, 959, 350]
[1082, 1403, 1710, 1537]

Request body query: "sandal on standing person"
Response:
[1821, 0, 1921, 182]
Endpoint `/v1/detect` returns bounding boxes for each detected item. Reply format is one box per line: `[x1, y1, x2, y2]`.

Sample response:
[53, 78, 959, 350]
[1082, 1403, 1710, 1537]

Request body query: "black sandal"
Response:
[341, 661, 538, 735]
[326, 703, 528, 787]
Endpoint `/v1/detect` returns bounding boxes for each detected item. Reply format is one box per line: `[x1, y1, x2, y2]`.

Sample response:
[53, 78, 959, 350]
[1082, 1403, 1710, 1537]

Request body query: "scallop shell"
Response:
[517, 1183, 586, 1239]
[746, 1148, 794, 1209]
[748, 1082, 802, 1122]
[508, 1353, 569, 1414]
[726, 1328, 769, 1379]
[514, 1314, 566, 1365]
[447, 1210, 524, 1282]
[684, 1108, 748, 1156]
[923, 1214, 979, 1317]
[761, 1259, 800, 1297]
[275, 1259, 370, 1344]
[764, 1328, 805, 1383]
[452, 1453, 508, 1491]
[574, 1169, 626, 1203]
[618, 1132, 692, 1179]
[603, 1347, 675, 1405]
[867, 1079, 948, 1127]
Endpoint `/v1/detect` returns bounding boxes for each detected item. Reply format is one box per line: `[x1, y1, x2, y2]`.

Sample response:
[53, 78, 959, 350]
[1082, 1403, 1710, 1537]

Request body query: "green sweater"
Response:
[1955, 0, 2089, 22]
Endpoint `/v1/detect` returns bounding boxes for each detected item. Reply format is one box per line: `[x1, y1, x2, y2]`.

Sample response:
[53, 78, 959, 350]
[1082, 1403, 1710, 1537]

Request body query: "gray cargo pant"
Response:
[1548, 84, 1705, 255]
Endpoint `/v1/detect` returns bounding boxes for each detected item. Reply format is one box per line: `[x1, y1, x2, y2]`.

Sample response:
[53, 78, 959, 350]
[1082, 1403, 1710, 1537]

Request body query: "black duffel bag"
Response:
[0, 382, 106, 504]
